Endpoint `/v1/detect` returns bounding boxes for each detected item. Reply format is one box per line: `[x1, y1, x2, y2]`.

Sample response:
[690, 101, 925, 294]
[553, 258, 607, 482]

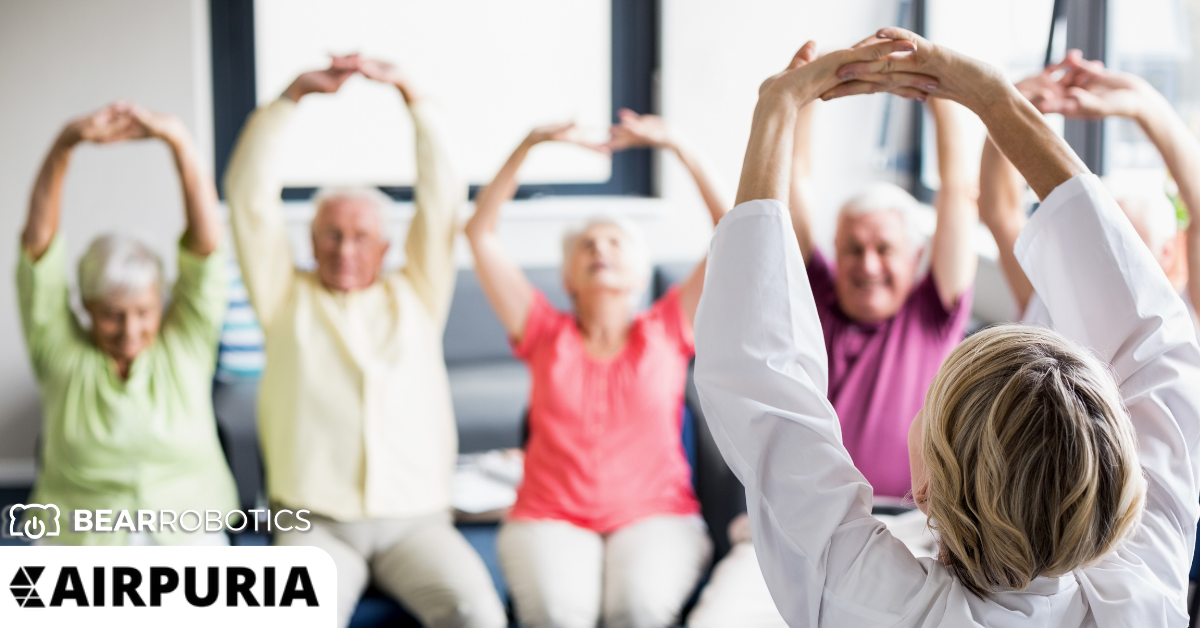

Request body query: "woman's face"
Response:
[563, 223, 643, 298]
[84, 286, 162, 367]
[908, 407, 930, 514]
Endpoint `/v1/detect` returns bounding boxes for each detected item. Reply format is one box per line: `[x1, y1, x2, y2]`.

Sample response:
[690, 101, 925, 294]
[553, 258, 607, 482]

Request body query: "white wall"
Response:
[0, 0, 1018, 482]
[0, 0, 213, 483]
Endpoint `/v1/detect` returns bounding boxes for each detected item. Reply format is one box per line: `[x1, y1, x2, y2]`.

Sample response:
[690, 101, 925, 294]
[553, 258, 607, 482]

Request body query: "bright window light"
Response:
[255, 0, 613, 189]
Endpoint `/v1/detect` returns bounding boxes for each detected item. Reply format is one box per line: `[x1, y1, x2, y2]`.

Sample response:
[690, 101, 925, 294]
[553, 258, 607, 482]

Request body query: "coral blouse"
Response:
[508, 287, 701, 533]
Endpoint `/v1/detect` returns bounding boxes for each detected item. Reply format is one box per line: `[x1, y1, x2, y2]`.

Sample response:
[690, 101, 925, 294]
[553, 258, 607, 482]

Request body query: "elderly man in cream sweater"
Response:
[224, 54, 506, 628]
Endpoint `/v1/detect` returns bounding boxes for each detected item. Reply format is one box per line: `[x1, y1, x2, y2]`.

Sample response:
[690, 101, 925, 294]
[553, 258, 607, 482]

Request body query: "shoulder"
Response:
[639, 287, 694, 355]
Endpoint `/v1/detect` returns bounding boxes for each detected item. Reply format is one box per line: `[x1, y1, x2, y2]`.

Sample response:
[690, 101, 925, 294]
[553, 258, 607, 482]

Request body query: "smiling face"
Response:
[833, 209, 918, 323]
[311, 196, 390, 292]
[562, 222, 646, 300]
[85, 286, 162, 367]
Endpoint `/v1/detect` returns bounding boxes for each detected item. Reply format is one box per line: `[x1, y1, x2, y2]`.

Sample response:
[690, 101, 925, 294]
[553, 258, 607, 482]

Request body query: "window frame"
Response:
[209, 0, 658, 201]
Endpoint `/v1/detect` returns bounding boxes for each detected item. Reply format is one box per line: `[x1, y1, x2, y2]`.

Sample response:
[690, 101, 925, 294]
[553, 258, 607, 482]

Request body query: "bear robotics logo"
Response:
[10, 566, 45, 608]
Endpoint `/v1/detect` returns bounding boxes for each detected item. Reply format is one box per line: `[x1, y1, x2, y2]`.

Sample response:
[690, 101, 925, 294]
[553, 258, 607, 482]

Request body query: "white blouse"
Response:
[693, 174, 1200, 627]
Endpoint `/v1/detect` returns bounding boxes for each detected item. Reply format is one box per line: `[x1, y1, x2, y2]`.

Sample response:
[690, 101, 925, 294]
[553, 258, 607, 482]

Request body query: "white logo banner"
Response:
[0, 546, 336, 626]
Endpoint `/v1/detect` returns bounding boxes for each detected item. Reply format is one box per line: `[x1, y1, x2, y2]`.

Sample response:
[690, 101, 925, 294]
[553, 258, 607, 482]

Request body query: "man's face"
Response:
[311, 197, 390, 292]
[85, 286, 162, 366]
[833, 209, 918, 323]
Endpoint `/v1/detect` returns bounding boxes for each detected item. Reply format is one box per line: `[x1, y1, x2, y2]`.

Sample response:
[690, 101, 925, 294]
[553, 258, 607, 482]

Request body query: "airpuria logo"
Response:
[4, 504, 60, 540]
[7, 564, 318, 609]
[10, 566, 45, 608]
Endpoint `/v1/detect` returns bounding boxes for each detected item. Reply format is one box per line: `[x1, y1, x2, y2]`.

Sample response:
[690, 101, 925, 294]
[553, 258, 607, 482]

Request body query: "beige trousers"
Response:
[274, 510, 507, 628]
[497, 515, 712, 628]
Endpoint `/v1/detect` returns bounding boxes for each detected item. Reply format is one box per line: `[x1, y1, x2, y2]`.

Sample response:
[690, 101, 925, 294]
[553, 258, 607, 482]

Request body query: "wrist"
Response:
[1131, 85, 1172, 128]
[396, 83, 421, 105]
[56, 125, 83, 149]
[282, 82, 308, 102]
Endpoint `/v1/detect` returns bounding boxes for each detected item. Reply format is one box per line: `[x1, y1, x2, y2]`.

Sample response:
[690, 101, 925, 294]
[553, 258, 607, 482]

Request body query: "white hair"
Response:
[838, 181, 924, 247]
[562, 215, 652, 284]
[311, 186, 391, 228]
[78, 234, 164, 303]
[1101, 175, 1178, 250]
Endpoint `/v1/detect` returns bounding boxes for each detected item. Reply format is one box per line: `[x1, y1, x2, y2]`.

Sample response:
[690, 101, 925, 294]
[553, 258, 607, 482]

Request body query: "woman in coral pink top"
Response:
[466, 111, 728, 628]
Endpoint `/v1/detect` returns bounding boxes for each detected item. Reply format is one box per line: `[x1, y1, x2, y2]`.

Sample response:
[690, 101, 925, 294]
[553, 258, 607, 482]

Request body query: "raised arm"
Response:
[977, 65, 1076, 315]
[23, 105, 139, 260]
[126, 106, 222, 256]
[605, 109, 729, 324]
[789, 101, 817, 262]
[19, 105, 144, 376]
[1051, 51, 1200, 318]
[360, 59, 466, 324]
[466, 123, 602, 340]
[829, 28, 1086, 201]
[696, 38, 944, 625]
[225, 56, 357, 327]
[926, 98, 977, 310]
[978, 137, 1033, 312]
[1022, 52, 1200, 591]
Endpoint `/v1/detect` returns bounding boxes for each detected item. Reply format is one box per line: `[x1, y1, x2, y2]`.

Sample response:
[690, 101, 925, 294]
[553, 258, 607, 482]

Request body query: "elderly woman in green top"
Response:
[17, 102, 237, 545]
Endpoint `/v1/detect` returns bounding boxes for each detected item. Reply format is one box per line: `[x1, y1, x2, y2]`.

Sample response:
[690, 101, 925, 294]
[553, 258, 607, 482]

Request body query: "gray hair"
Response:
[1102, 176, 1178, 250]
[561, 215, 652, 284]
[78, 234, 164, 303]
[311, 186, 391, 230]
[838, 181, 924, 248]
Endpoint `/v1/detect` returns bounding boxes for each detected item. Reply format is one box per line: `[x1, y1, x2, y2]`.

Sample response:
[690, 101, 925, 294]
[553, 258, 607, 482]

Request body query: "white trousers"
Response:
[687, 510, 937, 628]
[274, 510, 507, 628]
[498, 515, 712, 628]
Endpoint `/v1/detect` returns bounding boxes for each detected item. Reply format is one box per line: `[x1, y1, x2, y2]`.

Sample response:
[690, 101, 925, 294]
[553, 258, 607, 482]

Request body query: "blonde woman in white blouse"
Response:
[694, 28, 1199, 627]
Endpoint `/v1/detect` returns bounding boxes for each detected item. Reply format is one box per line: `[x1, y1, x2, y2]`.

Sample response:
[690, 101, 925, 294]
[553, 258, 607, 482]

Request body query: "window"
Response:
[210, 0, 656, 200]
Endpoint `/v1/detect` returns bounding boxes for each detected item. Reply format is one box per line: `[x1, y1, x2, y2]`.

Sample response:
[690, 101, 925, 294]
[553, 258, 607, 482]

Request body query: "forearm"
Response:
[788, 103, 816, 260]
[670, 143, 728, 227]
[23, 132, 77, 260]
[166, 133, 221, 256]
[979, 137, 1034, 311]
[975, 85, 1087, 200]
[735, 98, 798, 205]
[1136, 94, 1200, 230]
[929, 98, 978, 305]
[466, 140, 532, 240]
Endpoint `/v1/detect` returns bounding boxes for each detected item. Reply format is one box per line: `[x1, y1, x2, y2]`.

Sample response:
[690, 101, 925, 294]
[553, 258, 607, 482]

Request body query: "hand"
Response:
[1048, 49, 1150, 119]
[604, 109, 673, 151]
[61, 102, 141, 145]
[757, 37, 930, 110]
[1014, 64, 1072, 113]
[525, 122, 608, 153]
[358, 58, 407, 87]
[359, 58, 420, 103]
[125, 104, 189, 143]
[825, 27, 1005, 113]
[283, 54, 360, 101]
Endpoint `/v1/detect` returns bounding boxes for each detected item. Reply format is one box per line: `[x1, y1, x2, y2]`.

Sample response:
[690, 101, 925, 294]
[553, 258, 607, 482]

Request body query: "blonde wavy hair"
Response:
[920, 325, 1146, 597]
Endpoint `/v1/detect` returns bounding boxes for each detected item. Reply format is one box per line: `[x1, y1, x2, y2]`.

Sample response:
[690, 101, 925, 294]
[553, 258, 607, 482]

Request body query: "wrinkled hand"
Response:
[1047, 49, 1149, 119]
[284, 54, 360, 101]
[757, 37, 931, 109]
[604, 109, 672, 151]
[526, 122, 608, 153]
[824, 27, 1004, 112]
